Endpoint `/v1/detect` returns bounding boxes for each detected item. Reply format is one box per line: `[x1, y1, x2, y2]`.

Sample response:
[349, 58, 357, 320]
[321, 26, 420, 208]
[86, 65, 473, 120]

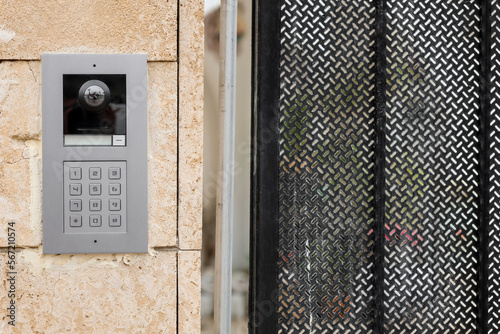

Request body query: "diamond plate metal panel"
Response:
[384, 1, 481, 333]
[275, 0, 488, 333]
[489, 0, 500, 332]
[278, 0, 377, 332]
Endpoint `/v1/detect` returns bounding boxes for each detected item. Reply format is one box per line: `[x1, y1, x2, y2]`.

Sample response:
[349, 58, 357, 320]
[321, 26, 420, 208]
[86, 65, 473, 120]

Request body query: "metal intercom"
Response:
[42, 54, 148, 254]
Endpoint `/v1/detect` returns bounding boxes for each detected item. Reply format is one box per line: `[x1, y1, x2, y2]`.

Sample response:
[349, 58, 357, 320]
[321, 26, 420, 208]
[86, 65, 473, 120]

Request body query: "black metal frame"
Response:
[250, 0, 493, 333]
[249, 0, 280, 332]
[479, 0, 493, 333]
[373, 0, 388, 331]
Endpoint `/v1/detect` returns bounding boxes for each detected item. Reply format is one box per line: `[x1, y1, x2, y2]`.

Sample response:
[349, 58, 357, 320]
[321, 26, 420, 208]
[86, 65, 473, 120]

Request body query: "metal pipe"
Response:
[214, 0, 238, 332]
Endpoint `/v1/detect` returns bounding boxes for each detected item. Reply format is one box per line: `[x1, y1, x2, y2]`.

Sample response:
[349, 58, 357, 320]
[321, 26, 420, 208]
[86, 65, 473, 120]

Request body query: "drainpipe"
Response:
[214, 0, 237, 333]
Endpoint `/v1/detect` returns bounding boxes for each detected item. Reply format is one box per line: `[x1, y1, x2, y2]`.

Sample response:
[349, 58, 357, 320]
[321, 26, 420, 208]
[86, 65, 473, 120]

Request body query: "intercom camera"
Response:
[42, 54, 148, 254]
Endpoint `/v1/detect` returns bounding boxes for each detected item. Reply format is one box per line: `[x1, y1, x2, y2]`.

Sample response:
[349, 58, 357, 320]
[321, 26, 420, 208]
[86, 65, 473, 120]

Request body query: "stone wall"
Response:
[0, 0, 203, 332]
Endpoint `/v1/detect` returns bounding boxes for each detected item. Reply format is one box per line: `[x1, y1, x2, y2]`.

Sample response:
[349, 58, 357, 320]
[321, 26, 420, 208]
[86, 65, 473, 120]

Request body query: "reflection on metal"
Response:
[214, 0, 238, 333]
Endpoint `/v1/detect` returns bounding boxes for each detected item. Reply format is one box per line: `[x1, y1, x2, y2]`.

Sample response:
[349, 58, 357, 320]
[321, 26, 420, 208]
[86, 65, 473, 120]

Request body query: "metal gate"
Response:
[250, 0, 500, 333]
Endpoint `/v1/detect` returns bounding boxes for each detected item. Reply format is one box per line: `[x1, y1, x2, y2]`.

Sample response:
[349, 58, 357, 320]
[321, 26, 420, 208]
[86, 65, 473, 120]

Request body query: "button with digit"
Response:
[89, 183, 102, 195]
[69, 184, 82, 196]
[69, 199, 82, 212]
[89, 215, 102, 227]
[109, 167, 121, 180]
[109, 183, 121, 195]
[69, 167, 82, 180]
[89, 167, 101, 180]
[89, 199, 102, 211]
[109, 198, 121, 211]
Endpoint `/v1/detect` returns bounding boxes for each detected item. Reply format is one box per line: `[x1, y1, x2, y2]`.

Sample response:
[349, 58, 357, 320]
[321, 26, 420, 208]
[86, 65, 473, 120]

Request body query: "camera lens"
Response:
[78, 80, 110, 112]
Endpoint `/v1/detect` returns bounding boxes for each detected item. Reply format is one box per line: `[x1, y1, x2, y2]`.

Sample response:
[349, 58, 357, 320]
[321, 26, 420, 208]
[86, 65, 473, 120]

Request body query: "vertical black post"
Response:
[373, 0, 388, 332]
[479, 0, 492, 333]
[249, 0, 281, 333]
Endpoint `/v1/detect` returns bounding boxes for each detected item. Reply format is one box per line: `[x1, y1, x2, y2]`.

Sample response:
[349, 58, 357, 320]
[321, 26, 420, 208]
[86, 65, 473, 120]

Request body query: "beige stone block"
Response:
[0, 61, 41, 140]
[179, 0, 204, 250]
[0, 249, 177, 333]
[0, 0, 177, 61]
[148, 62, 178, 247]
[0, 61, 42, 247]
[178, 251, 201, 334]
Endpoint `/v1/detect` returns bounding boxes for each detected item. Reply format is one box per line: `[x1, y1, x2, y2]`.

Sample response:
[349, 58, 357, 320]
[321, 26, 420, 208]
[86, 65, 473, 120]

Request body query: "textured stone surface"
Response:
[148, 62, 178, 247]
[0, 61, 180, 248]
[178, 251, 201, 333]
[0, 61, 42, 247]
[0, 0, 204, 331]
[0, 0, 177, 61]
[179, 0, 204, 250]
[0, 249, 177, 333]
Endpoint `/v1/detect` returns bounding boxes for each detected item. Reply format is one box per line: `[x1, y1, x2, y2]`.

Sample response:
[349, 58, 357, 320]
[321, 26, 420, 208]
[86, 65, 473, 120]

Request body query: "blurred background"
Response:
[202, 0, 251, 333]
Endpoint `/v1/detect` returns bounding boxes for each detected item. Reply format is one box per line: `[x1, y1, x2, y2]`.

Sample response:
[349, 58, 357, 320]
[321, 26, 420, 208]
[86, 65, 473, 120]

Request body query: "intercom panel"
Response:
[42, 54, 148, 254]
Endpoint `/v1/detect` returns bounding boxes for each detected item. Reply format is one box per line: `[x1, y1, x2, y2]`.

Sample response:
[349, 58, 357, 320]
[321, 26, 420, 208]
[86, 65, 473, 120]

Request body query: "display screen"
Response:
[63, 74, 126, 144]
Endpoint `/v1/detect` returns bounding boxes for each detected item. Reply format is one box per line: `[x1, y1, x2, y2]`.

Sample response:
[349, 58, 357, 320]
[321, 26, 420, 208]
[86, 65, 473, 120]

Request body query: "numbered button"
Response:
[69, 167, 82, 180]
[89, 215, 102, 227]
[109, 215, 121, 227]
[109, 199, 121, 211]
[69, 184, 82, 196]
[89, 183, 102, 195]
[89, 199, 102, 211]
[109, 183, 121, 195]
[69, 199, 82, 212]
[70, 215, 82, 227]
[109, 167, 121, 180]
[89, 167, 101, 180]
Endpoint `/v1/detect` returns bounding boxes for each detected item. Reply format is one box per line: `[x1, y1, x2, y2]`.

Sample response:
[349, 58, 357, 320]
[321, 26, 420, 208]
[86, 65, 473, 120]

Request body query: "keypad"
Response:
[64, 161, 126, 233]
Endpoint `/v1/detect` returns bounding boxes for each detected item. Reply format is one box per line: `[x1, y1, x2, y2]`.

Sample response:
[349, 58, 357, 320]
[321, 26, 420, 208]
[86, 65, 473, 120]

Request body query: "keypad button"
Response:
[109, 198, 121, 211]
[89, 167, 101, 180]
[69, 199, 82, 212]
[109, 214, 121, 227]
[69, 167, 82, 180]
[70, 215, 82, 227]
[89, 215, 102, 227]
[109, 183, 121, 195]
[69, 184, 82, 196]
[89, 183, 102, 195]
[109, 167, 121, 180]
[89, 199, 102, 211]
